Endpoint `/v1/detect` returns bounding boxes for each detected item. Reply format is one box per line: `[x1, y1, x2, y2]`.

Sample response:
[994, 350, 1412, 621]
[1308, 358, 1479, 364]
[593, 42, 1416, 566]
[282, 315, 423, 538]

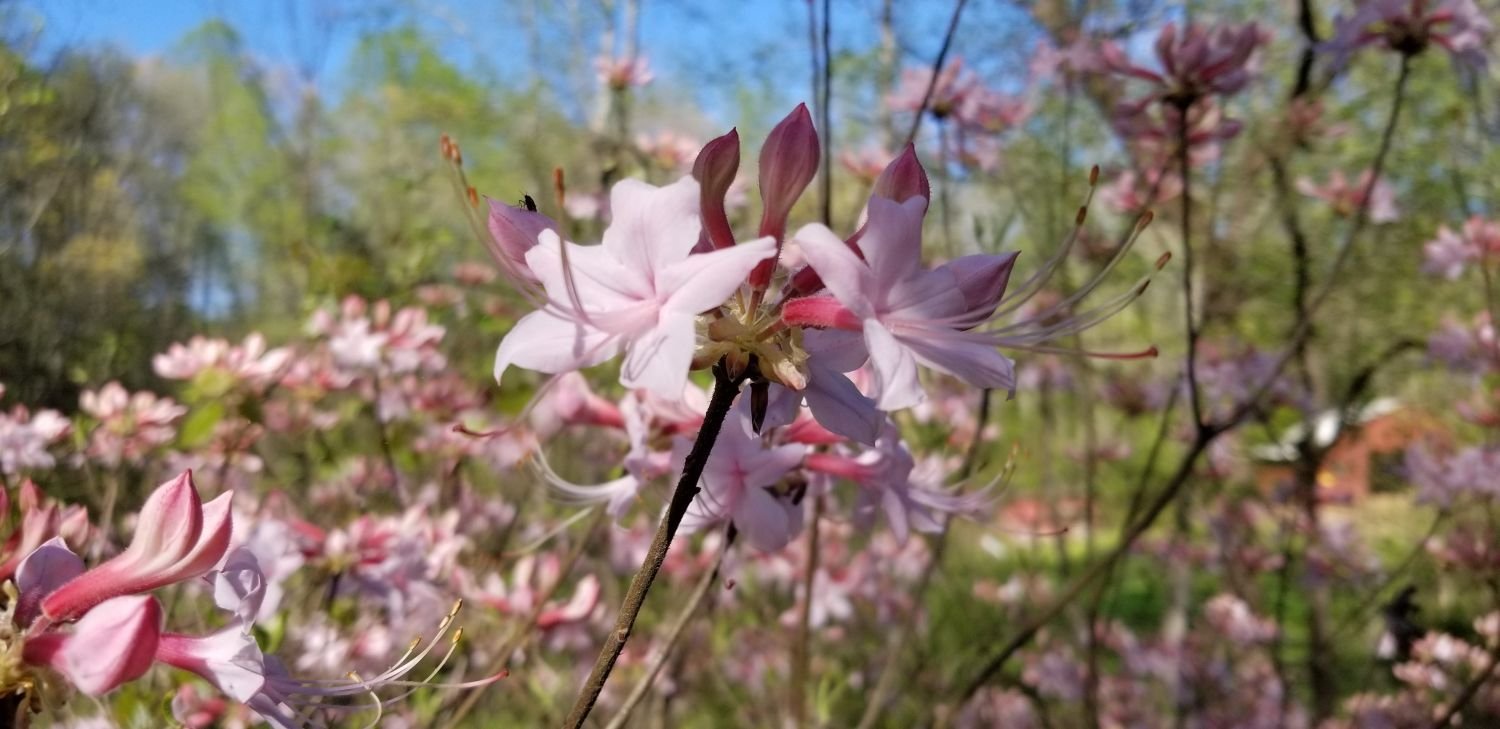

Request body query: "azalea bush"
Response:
[2, 0, 1500, 727]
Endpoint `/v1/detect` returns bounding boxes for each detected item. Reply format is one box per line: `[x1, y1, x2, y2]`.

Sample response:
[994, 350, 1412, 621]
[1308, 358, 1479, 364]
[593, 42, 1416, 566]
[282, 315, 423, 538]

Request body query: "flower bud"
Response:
[43, 472, 232, 622]
[757, 104, 820, 243]
[693, 129, 741, 250]
[872, 144, 931, 210]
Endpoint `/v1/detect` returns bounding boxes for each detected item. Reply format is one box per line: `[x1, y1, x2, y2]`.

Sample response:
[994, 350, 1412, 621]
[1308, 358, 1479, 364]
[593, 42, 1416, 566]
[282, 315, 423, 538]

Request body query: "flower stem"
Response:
[561, 360, 746, 729]
[790, 493, 824, 727]
[601, 528, 732, 729]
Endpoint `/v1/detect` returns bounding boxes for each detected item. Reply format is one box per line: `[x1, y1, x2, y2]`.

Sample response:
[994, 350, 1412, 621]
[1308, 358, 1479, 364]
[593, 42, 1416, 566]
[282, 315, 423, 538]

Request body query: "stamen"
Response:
[990, 171, 1100, 318]
[441, 134, 549, 308]
[995, 207, 1154, 330]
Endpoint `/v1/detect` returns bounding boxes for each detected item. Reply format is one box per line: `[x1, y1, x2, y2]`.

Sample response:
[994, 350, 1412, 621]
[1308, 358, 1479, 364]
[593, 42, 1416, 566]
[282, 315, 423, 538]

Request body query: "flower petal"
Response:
[862, 320, 923, 410]
[661, 237, 776, 315]
[620, 311, 696, 398]
[494, 309, 621, 383]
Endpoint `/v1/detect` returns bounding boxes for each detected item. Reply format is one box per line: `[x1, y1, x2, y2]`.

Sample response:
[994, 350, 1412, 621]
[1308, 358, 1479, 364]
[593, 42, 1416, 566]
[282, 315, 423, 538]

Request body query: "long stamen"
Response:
[441, 135, 548, 308]
[1004, 210, 1155, 330]
[988, 252, 1169, 340]
[989, 278, 1155, 343]
[999, 342, 1160, 360]
[990, 167, 1101, 318]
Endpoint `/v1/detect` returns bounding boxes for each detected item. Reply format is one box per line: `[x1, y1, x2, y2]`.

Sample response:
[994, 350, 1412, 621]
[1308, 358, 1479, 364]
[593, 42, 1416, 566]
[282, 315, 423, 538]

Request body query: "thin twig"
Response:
[790, 494, 825, 727]
[1221, 54, 1412, 429]
[562, 360, 747, 728]
[1176, 121, 1205, 430]
[1429, 642, 1500, 729]
[949, 51, 1416, 708]
[440, 508, 607, 729]
[857, 387, 992, 729]
[819, 0, 833, 228]
[902, 0, 969, 147]
[601, 530, 732, 729]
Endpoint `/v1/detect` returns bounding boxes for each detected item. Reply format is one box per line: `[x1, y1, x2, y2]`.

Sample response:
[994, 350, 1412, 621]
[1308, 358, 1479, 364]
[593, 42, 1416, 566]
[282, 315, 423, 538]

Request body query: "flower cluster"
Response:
[0, 473, 499, 726]
[1296, 168, 1400, 223]
[1322, 0, 1493, 67]
[485, 104, 1159, 550]
[1423, 216, 1500, 279]
[886, 59, 1032, 171]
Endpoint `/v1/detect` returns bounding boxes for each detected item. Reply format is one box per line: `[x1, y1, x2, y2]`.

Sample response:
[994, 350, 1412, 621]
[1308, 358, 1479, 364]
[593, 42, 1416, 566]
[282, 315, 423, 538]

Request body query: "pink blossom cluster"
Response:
[1322, 0, 1493, 67]
[0, 472, 504, 727]
[594, 54, 653, 89]
[484, 105, 1157, 553]
[152, 333, 292, 391]
[959, 596, 1292, 728]
[0, 388, 69, 476]
[1101, 22, 1264, 165]
[1423, 216, 1500, 279]
[79, 382, 186, 467]
[886, 58, 1032, 171]
[1296, 168, 1401, 223]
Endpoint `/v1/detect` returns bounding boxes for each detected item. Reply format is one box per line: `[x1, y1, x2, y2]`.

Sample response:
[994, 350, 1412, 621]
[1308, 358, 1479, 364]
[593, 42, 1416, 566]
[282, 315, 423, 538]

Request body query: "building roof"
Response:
[1249, 397, 1402, 463]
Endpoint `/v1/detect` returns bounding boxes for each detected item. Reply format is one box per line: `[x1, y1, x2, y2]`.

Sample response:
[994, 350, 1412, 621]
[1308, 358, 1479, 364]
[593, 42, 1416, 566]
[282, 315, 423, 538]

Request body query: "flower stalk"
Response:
[562, 359, 747, 728]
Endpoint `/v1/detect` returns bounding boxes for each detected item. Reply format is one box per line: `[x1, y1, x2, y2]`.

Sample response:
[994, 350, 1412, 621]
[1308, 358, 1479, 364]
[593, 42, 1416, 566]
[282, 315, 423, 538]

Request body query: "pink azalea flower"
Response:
[1099, 168, 1184, 213]
[887, 58, 980, 121]
[1296, 169, 1400, 223]
[1427, 312, 1499, 372]
[0, 400, 70, 475]
[1422, 216, 1500, 279]
[595, 54, 653, 89]
[1114, 97, 1243, 162]
[1203, 594, 1277, 645]
[785, 194, 1020, 409]
[1101, 22, 1263, 111]
[955, 88, 1032, 134]
[1029, 36, 1104, 85]
[1405, 442, 1500, 505]
[79, 381, 186, 467]
[493, 176, 775, 398]
[152, 334, 292, 390]
[839, 145, 893, 183]
[679, 405, 806, 551]
[157, 626, 268, 702]
[636, 131, 701, 173]
[41, 471, 233, 623]
[458, 554, 601, 630]
[172, 684, 247, 729]
[1322, 0, 1492, 67]
[804, 425, 987, 543]
[529, 372, 627, 438]
[307, 297, 447, 377]
[538, 383, 701, 515]
[785, 147, 1159, 411]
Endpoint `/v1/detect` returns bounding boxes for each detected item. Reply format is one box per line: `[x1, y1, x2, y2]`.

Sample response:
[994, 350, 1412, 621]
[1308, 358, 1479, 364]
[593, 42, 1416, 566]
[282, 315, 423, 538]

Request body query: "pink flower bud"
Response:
[24, 595, 163, 695]
[872, 144, 931, 209]
[693, 129, 741, 250]
[486, 197, 559, 283]
[757, 104, 820, 242]
[42, 471, 233, 622]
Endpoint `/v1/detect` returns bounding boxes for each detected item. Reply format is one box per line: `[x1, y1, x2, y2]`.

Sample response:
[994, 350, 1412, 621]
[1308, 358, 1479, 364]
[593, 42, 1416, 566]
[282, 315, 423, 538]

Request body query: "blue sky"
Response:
[20, 1, 1015, 95]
